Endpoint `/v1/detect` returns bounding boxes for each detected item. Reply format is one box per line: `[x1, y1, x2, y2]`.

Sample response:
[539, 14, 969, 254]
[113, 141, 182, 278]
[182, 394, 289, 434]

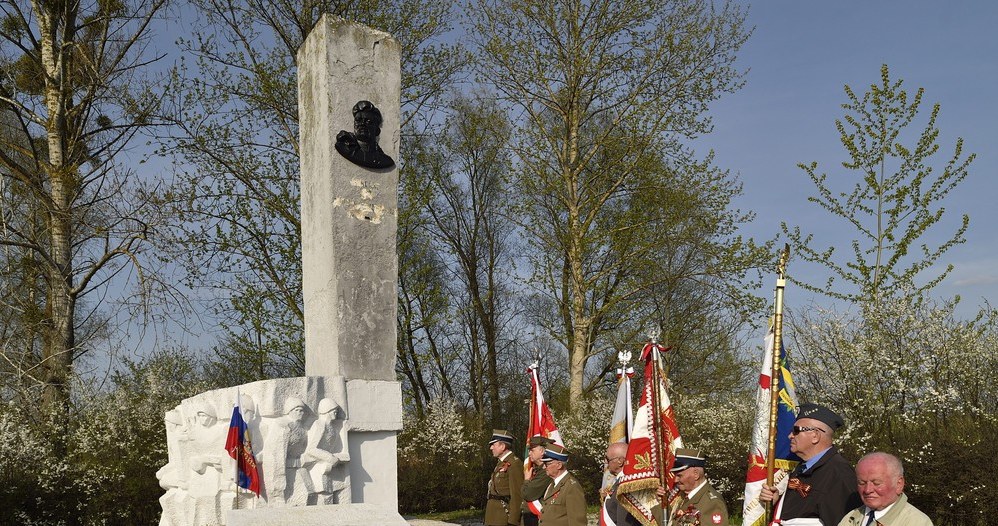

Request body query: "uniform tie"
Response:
[865, 509, 877, 526]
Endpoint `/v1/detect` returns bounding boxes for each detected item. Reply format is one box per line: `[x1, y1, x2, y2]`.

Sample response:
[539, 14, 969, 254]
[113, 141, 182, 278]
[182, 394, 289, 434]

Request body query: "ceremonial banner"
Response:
[617, 342, 683, 526]
[524, 362, 563, 478]
[609, 363, 634, 444]
[601, 361, 635, 526]
[742, 330, 800, 526]
[224, 396, 261, 495]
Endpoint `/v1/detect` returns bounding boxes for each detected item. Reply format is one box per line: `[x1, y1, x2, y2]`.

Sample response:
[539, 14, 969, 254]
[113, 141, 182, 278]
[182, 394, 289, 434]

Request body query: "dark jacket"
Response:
[780, 446, 862, 526]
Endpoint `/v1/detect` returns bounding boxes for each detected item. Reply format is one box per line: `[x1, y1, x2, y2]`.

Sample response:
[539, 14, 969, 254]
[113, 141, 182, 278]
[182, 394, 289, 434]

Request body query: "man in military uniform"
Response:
[486, 429, 524, 526]
[539, 444, 586, 526]
[759, 403, 862, 525]
[669, 448, 728, 526]
[522, 436, 554, 526]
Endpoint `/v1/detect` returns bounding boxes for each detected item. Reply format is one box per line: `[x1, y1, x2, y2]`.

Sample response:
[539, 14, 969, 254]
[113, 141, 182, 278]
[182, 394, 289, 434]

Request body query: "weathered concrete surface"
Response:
[298, 15, 401, 382]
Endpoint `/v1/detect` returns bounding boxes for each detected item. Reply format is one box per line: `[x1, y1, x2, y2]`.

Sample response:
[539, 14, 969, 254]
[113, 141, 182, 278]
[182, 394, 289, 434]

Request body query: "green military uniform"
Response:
[672, 482, 728, 526]
[521, 464, 552, 526]
[486, 430, 524, 526]
[538, 472, 587, 526]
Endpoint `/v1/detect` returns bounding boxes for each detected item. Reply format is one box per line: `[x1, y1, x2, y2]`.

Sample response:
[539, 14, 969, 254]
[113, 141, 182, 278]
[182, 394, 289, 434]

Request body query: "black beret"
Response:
[796, 403, 844, 430]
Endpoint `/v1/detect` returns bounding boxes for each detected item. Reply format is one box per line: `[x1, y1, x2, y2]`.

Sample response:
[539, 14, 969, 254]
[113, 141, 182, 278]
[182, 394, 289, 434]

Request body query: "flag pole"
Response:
[233, 388, 241, 510]
[647, 329, 668, 510]
[764, 244, 790, 524]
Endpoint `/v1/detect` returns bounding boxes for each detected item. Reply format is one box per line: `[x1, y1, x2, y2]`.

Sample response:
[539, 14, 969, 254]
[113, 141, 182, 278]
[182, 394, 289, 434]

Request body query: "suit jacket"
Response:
[780, 446, 862, 526]
[539, 472, 587, 526]
[836, 494, 933, 526]
[673, 482, 728, 526]
[486, 452, 524, 526]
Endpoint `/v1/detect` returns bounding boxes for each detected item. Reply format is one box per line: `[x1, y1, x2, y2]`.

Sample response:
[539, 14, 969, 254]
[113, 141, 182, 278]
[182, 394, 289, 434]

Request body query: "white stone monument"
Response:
[158, 15, 407, 526]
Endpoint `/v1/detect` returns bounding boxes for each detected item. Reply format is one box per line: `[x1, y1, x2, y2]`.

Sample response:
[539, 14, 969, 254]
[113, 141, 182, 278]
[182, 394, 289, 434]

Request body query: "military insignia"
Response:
[788, 477, 812, 497]
[499, 461, 510, 472]
[712, 513, 722, 524]
[673, 505, 702, 525]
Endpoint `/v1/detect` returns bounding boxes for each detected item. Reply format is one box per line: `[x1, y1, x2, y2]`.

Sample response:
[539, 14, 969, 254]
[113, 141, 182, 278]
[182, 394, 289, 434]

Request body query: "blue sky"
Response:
[701, 2, 998, 318]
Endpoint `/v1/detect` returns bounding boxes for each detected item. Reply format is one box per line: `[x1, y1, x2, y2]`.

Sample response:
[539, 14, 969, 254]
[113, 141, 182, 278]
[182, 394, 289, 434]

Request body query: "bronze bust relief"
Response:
[335, 100, 395, 169]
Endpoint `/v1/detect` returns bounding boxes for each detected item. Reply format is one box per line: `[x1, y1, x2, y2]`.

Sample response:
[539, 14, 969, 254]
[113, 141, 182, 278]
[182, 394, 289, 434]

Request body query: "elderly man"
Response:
[539, 444, 587, 526]
[522, 436, 554, 526]
[759, 403, 861, 525]
[486, 429, 524, 526]
[669, 448, 728, 526]
[836, 452, 932, 526]
[600, 442, 641, 526]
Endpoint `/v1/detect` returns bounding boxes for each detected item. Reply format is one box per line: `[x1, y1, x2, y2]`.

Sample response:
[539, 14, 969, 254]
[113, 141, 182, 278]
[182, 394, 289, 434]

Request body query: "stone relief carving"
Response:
[335, 100, 395, 169]
[157, 379, 352, 525]
[264, 397, 314, 506]
[305, 398, 351, 504]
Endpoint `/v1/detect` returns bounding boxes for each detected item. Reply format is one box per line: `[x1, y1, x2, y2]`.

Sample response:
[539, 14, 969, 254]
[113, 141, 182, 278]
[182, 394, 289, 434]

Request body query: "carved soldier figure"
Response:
[305, 397, 351, 504]
[265, 397, 315, 506]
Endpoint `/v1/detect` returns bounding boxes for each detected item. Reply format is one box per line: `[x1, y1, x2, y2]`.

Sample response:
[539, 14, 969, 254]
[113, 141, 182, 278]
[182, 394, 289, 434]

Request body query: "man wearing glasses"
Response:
[759, 403, 862, 525]
[599, 442, 641, 525]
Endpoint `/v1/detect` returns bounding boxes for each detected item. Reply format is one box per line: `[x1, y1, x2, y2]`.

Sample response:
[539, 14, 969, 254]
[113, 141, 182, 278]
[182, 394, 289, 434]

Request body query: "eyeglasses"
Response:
[791, 426, 826, 435]
[604, 456, 624, 463]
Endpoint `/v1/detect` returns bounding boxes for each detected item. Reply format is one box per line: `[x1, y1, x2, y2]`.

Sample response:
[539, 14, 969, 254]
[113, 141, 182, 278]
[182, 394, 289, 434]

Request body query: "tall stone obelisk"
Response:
[298, 17, 400, 382]
[166, 15, 407, 526]
[294, 13, 406, 521]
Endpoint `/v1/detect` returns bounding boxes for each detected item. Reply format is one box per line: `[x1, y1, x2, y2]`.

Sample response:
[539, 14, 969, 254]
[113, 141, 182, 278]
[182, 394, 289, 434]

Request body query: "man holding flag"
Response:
[617, 338, 683, 526]
[522, 360, 564, 526]
[758, 404, 861, 526]
[522, 435, 554, 526]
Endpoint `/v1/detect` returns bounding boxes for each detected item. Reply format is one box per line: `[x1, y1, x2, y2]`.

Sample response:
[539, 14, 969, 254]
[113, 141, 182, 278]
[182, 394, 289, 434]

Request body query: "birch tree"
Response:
[0, 0, 167, 415]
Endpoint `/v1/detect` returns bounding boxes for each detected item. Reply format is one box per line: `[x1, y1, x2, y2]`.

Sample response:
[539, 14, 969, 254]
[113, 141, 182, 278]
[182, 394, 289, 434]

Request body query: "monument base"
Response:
[227, 503, 409, 525]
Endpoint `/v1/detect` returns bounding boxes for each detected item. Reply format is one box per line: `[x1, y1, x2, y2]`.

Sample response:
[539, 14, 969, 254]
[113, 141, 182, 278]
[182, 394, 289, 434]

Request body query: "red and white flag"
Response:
[524, 362, 563, 479]
[616, 342, 683, 526]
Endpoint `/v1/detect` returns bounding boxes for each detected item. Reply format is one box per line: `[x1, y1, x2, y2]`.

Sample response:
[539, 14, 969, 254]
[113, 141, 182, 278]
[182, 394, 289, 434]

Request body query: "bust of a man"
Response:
[335, 100, 395, 169]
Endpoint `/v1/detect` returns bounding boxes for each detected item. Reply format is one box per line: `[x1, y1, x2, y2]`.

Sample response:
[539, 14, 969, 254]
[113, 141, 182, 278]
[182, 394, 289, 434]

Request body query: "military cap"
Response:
[541, 443, 569, 463]
[528, 435, 554, 447]
[796, 403, 844, 430]
[670, 448, 707, 472]
[489, 429, 515, 445]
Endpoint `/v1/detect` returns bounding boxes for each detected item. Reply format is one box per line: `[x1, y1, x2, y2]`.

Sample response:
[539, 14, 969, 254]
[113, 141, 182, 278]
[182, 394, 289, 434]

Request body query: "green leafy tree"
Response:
[469, 0, 768, 407]
[782, 64, 975, 303]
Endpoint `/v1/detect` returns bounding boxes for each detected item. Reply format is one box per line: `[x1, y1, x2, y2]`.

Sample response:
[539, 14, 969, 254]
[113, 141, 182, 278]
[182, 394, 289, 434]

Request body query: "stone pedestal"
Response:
[228, 503, 406, 526]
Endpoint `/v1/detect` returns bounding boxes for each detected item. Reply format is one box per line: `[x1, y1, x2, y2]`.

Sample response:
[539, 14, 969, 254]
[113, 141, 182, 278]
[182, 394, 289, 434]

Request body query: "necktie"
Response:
[865, 509, 877, 526]
[544, 482, 554, 500]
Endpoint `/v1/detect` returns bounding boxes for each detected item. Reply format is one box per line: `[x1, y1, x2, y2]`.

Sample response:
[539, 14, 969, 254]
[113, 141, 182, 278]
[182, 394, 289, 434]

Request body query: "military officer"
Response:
[539, 443, 586, 526]
[669, 448, 728, 526]
[486, 429, 524, 526]
[522, 436, 554, 526]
